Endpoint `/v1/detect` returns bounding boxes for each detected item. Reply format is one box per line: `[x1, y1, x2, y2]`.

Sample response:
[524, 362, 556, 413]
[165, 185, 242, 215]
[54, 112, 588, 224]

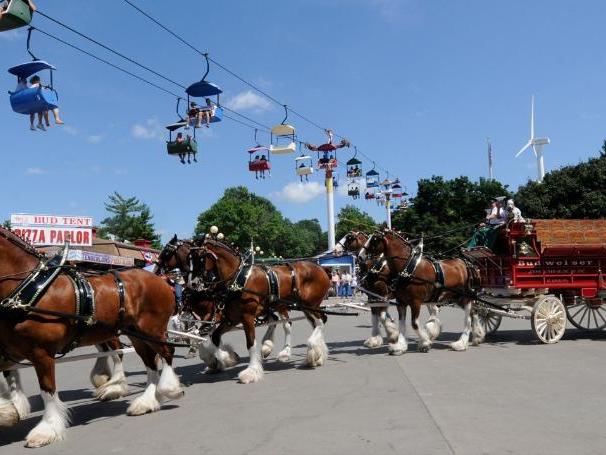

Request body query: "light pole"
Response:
[325, 168, 336, 250]
[380, 177, 393, 230]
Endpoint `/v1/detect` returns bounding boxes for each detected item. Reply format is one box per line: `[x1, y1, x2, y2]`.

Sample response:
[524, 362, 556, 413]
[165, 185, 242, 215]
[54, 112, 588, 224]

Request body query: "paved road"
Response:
[1, 304, 606, 455]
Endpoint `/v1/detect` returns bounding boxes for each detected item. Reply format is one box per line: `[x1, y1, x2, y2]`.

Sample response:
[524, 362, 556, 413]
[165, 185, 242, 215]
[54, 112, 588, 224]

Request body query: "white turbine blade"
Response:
[531, 143, 538, 157]
[515, 140, 532, 157]
[531, 95, 535, 139]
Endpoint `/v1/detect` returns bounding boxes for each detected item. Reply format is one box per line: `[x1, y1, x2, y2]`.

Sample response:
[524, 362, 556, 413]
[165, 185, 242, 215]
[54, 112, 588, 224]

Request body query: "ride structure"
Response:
[464, 219, 606, 343]
[306, 129, 350, 250]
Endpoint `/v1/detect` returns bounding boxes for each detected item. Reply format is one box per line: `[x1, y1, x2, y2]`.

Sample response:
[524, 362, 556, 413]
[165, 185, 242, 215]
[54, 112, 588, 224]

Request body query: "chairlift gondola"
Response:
[366, 164, 380, 188]
[295, 154, 313, 182]
[0, 0, 34, 33]
[346, 149, 363, 179]
[364, 188, 376, 200]
[247, 129, 271, 179]
[270, 105, 296, 155]
[347, 182, 360, 199]
[185, 53, 223, 126]
[166, 121, 197, 164]
[8, 29, 59, 116]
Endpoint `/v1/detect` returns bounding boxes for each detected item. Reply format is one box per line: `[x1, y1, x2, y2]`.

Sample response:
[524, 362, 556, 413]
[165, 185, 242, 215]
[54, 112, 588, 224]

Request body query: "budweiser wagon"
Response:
[463, 219, 606, 343]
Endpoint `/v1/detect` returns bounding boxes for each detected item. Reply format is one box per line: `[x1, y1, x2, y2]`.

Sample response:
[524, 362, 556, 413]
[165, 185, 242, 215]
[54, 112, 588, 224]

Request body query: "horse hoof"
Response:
[94, 380, 128, 402]
[216, 346, 240, 369]
[305, 341, 328, 367]
[277, 347, 291, 363]
[238, 366, 264, 384]
[425, 319, 442, 341]
[0, 403, 20, 427]
[450, 340, 468, 352]
[261, 340, 274, 359]
[127, 396, 160, 416]
[417, 344, 431, 353]
[388, 334, 408, 355]
[25, 420, 66, 448]
[363, 335, 383, 349]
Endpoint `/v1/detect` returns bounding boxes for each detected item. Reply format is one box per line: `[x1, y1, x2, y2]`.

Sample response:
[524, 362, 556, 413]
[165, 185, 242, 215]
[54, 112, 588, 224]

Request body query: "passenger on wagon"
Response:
[485, 197, 508, 226]
[506, 199, 525, 223]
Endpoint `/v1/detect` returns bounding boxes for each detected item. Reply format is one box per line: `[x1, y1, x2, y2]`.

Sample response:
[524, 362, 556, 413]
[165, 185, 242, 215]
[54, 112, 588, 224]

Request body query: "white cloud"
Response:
[225, 90, 271, 112]
[25, 167, 47, 175]
[62, 125, 78, 136]
[271, 181, 325, 204]
[87, 134, 104, 144]
[0, 30, 23, 41]
[113, 168, 128, 175]
[132, 118, 164, 140]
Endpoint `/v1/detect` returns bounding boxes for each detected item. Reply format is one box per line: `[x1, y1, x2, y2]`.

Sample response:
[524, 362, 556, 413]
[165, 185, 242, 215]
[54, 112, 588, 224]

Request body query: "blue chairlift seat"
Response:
[8, 61, 58, 115]
[186, 81, 222, 98]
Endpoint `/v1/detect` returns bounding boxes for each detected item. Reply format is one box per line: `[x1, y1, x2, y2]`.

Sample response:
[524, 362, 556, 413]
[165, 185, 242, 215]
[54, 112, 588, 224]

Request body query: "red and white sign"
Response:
[10, 213, 93, 246]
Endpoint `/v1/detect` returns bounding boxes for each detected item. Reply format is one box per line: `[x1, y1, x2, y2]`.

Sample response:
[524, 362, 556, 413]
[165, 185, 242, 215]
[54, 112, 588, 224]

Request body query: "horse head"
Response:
[196, 236, 242, 285]
[156, 235, 194, 276]
[343, 231, 369, 254]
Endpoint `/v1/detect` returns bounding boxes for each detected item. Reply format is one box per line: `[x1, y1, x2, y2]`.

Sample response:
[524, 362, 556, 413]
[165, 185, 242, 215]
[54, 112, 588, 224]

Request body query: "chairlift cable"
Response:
[36, 10, 187, 91]
[32, 26, 183, 99]
[33, 6, 399, 179]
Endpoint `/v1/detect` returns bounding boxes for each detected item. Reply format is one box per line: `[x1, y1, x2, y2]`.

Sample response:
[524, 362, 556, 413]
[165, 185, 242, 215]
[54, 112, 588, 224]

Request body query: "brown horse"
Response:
[338, 231, 441, 355]
[156, 237, 294, 364]
[0, 227, 183, 447]
[362, 229, 483, 352]
[194, 236, 331, 383]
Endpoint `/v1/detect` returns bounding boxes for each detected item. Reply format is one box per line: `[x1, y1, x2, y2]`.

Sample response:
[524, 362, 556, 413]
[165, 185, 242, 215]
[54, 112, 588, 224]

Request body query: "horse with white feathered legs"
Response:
[156, 236, 295, 366]
[156, 235, 332, 383]
[360, 229, 485, 353]
[336, 231, 442, 354]
[0, 226, 183, 448]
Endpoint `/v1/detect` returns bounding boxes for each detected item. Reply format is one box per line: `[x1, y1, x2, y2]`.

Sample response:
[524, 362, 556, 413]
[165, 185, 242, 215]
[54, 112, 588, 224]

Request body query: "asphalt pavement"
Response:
[1, 301, 606, 455]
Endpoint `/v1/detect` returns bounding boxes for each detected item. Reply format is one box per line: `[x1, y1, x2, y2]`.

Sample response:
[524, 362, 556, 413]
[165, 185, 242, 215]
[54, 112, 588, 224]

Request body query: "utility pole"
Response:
[326, 168, 336, 250]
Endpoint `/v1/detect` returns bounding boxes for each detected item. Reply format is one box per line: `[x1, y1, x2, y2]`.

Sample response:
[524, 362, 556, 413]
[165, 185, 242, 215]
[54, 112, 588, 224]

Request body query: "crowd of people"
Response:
[330, 268, 358, 298]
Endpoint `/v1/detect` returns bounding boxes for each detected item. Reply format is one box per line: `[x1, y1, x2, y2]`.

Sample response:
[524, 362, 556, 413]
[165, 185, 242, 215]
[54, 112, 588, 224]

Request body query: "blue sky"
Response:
[2, 0, 605, 241]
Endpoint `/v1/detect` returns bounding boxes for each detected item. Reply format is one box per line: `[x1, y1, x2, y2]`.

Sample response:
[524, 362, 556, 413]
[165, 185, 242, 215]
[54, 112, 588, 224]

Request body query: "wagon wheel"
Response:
[476, 308, 502, 335]
[565, 300, 606, 331]
[531, 295, 566, 344]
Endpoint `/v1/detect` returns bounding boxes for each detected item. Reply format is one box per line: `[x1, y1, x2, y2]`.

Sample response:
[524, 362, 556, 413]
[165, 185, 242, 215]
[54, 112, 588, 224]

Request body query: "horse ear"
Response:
[171, 234, 178, 242]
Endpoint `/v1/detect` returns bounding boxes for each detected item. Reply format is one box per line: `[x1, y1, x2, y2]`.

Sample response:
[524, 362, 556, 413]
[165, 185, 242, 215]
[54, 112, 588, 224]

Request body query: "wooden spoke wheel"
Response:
[476, 308, 502, 335]
[565, 300, 606, 331]
[531, 295, 566, 344]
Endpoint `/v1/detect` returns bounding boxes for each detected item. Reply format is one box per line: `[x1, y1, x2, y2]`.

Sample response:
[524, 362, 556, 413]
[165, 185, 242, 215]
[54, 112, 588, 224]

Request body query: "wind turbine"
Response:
[515, 95, 550, 183]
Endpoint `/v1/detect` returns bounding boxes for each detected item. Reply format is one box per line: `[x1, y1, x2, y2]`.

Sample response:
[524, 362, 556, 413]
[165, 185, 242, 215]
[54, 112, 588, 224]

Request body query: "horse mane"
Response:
[203, 238, 241, 259]
[0, 225, 43, 258]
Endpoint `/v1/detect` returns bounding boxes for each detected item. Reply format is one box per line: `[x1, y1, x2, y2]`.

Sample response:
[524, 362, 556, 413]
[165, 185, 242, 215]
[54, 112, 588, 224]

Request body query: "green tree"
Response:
[195, 187, 325, 258]
[98, 192, 161, 248]
[2, 220, 10, 229]
[392, 176, 511, 254]
[515, 142, 606, 219]
[336, 205, 378, 239]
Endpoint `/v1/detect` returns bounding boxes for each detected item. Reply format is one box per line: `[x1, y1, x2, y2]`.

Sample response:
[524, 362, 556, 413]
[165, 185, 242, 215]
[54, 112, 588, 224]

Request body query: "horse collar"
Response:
[398, 239, 424, 280]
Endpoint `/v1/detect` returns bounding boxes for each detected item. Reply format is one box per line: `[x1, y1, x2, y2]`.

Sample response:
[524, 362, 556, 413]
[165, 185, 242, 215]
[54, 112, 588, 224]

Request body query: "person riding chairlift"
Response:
[298, 161, 309, 182]
[259, 154, 268, 178]
[28, 75, 64, 131]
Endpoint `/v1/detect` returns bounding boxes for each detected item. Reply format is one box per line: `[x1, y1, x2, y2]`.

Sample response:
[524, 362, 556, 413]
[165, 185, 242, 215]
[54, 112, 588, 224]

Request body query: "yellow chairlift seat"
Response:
[271, 141, 296, 155]
[271, 124, 296, 136]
